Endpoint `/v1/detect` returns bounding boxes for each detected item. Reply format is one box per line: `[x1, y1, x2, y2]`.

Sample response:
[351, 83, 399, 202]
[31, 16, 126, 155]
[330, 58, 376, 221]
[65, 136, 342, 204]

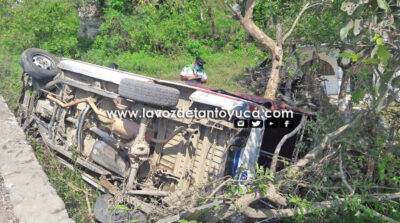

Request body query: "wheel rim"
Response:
[32, 55, 53, 70]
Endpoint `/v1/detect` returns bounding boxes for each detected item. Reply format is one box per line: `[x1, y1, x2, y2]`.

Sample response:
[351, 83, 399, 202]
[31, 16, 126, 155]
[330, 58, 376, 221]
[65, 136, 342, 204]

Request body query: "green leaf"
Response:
[377, 0, 389, 10]
[373, 33, 380, 41]
[238, 186, 244, 195]
[363, 58, 379, 64]
[117, 204, 129, 211]
[230, 185, 236, 194]
[352, 88, 367, 103]
[289, 197, 299, 204]
[338, 52, 353, 58]
[377, 45, 390, 63]
[378, 162, 386, 180]
[339, 52, 359, 62]
[376, 37, 383, 45]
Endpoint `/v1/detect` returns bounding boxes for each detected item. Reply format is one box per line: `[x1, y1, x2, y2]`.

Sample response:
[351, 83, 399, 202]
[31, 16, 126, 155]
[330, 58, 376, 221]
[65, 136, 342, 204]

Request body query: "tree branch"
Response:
[287, 112, 363, 175]
[282, 2, 313, 43]
[228, 4, 242, 20]
[244, 0, 256, 20]
[242, 198, 345, 219]
[289, 122, 351, 172]
[339, 150, 355, 197]
[223, 182, 287, 219]
[270, 115, 307, 175]
[207, 178, 233, 200]
[360, 205, 400, 223]
[276, 22, 283, 47]
[239, 192, 400, 219]
[85, 189, 95, 223]
[228, 0, 278, 53]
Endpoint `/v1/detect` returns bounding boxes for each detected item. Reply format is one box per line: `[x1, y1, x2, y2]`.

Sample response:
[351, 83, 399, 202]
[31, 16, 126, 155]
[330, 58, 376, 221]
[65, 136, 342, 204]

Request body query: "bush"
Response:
[0, 0, 80, 56]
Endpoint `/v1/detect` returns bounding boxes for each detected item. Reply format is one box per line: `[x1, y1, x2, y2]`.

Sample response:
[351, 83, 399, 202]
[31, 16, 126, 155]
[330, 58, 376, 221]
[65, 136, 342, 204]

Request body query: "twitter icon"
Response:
[249, 119, 263, 128]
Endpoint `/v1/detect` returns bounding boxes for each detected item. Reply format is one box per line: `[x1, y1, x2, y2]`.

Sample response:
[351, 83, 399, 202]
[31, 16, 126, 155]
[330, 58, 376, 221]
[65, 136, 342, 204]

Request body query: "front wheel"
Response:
[20, 48, 60, 81]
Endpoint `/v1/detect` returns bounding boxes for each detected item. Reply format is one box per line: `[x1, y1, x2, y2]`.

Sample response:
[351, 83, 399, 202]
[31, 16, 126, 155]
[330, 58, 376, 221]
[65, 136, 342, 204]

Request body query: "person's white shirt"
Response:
[180, 64, 207, 85]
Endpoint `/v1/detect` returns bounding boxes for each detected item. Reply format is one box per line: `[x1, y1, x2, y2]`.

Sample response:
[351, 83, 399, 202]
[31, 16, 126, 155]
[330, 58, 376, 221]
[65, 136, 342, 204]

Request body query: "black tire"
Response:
[20, 48, 60, 81]
[118, 78, 180, 107]
[94, 194, 147, 223]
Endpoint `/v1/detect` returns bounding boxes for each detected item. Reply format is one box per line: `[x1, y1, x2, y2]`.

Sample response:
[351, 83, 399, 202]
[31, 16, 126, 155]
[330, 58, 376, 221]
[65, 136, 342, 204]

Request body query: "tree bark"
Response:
[337, 53, 352, 112]
[206, 2, 215, 37]
[265, 51, 283, 99]
[229, 1, 313, 99]
[338, 69, 349, 112]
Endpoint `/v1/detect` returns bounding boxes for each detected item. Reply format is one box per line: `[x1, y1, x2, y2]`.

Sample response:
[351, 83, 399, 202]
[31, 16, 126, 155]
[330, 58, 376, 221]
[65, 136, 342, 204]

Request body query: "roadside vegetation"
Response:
[0, 0, 266, 110]
[1, 0, 400, 222]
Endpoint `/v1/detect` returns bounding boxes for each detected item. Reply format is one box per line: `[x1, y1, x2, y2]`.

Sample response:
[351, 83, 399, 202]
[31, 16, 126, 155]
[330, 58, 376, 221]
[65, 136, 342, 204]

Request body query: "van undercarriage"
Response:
[17, 48, 304, 222]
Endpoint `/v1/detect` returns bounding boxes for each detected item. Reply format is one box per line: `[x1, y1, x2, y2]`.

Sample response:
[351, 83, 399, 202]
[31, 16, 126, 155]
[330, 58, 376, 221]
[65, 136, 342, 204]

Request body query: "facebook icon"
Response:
[280, 119, 294, 128]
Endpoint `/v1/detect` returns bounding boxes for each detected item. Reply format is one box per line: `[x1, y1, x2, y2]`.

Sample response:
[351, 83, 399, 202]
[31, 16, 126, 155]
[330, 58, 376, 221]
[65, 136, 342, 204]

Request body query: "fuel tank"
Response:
[91, 141, 127, 176]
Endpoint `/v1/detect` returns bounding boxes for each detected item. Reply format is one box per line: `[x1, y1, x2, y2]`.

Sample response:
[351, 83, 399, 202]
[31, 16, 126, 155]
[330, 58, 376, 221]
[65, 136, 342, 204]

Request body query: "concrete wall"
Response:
[0, 96, 74, 223]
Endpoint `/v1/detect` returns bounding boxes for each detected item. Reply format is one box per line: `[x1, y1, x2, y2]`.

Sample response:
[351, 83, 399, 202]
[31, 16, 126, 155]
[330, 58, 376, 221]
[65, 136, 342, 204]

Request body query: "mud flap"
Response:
[233, 127, 265, 184]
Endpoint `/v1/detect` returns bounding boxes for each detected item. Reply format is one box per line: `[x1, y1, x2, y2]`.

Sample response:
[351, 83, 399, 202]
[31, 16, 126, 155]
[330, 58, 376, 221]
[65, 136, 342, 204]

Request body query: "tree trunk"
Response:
[200, 1, 205, 21]
[206, 3, 215, 37]
[264, 51, 283, 99]
[338, 70, 349, 112]
[229, 0, 311, 100]
[337, 51, 353, 113]
[237, 16, 282, 99]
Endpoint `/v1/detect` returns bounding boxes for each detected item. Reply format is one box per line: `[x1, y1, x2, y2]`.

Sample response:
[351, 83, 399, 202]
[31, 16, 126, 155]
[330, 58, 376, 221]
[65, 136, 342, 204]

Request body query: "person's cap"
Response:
[109, 63, 119, 70]
[196, 56, 206, 66]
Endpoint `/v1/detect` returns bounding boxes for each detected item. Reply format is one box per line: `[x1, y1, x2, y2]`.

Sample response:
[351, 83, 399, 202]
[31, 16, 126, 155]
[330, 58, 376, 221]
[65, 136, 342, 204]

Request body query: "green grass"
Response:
[0, 46, 259, 111]
[0, 49, 23, 110]
[30, 139, 100, 223]
[82, 50, 258, 92]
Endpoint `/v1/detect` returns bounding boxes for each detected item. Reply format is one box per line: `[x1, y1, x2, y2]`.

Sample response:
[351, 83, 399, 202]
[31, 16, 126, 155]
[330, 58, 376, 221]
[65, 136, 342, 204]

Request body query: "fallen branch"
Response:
[270, 115, 307, 175]
[207, 178, 233, 200]
[85, 188, 95, 223]
[223, 182, 287, 219]
[287, 113, 363, 175]
[339, 150, 355, 197]
[370, 192, 400, 201]
[238, 191, 400, 219]
[360, 205, 400, 223]
[242, 198, 344, 219]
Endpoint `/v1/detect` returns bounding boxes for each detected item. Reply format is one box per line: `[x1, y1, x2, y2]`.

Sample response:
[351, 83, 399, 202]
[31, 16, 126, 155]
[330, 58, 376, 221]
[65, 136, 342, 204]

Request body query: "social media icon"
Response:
[280, 119, 294, 128]
[265, 118, 279, 128]
[234, 119, 248, 128]
[249, 119, 263, 128]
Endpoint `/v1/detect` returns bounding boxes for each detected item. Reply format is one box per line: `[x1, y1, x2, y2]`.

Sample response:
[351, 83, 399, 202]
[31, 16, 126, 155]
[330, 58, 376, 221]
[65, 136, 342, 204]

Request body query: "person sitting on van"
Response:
[180, 56, 207, 85]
